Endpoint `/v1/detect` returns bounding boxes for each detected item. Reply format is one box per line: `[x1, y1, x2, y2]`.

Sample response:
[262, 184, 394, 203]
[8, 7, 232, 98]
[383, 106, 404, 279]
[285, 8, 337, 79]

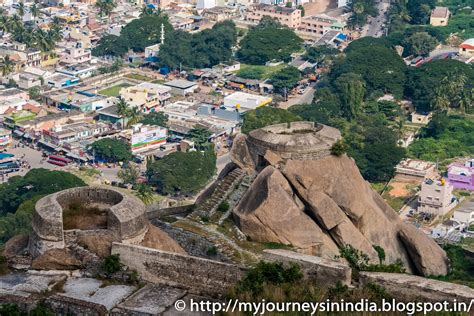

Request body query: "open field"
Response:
[98, 83, 132, 97]
[236, 63, 287, 80]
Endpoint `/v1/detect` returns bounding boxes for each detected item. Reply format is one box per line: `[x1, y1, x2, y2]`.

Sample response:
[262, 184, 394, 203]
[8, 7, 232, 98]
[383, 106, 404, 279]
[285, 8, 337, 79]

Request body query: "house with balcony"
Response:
[418, 178, 456, 216]
[246, 4, 302, 29]
[59, 43, 92, 65]
[447, 159, 474, 191]
[300, 14, 346, 37]
[119, 82, 172, 113]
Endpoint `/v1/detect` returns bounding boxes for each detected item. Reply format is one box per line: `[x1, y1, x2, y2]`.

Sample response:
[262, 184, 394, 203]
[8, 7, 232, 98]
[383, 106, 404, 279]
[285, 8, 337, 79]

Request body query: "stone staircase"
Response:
[189, 168, 245, 221]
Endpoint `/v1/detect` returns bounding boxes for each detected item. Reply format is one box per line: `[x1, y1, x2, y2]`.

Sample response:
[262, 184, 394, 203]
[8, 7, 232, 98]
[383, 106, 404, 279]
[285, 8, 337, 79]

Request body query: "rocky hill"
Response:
[232, 132, 449, 277]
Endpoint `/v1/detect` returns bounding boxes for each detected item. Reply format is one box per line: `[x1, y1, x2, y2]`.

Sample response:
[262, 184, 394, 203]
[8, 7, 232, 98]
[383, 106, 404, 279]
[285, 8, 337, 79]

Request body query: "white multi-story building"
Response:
[418, 178, 455, 216]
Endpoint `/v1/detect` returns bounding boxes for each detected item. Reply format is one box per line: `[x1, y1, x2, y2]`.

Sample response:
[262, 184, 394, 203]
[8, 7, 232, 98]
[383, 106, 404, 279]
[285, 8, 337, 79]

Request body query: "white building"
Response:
[197, 0, 217, 10]
[163, 80, 198, 96]
[418, 178, 456, 216]
[223, 92, 272, 112]
[452, 199, 474, 230]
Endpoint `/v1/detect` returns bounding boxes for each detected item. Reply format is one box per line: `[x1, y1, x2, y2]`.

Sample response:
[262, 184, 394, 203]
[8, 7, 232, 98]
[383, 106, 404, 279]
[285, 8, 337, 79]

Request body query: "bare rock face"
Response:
[230, 134, 255, 173]
[140, 224, 187, 255]
[234, 155, 449, 276]
[398, 224, 449, 276]
[31, 249, 82, 270]
[77, 234, 115, 258]
[233, 166, 340, 257]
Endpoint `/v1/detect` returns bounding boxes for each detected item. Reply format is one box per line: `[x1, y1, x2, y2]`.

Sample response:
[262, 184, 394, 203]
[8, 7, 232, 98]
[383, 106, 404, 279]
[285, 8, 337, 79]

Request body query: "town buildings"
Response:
[395, 159, 436, 181]
[246, 4, 302, 29]
[418, 178, 455, 216]
[459, 38, 474, 57]
[429, 6, 450, 26]
[447, 159, 474, 191]
[119, 82, 172, 112]
[223, 91, 272, 112]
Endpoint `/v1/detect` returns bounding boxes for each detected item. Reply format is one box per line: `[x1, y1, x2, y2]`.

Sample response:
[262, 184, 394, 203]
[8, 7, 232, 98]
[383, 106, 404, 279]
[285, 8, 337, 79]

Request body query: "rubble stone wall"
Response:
[111, 242, 246, 297]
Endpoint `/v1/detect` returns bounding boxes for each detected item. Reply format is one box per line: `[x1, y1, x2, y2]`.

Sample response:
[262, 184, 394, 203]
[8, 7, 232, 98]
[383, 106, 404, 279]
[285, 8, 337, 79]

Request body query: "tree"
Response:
[134, 183, 154, 205]
[270, 66, 301, 98]
[158, 20, 237, 69]
[237, 17, 303, 65]
[331, 45, 407, 98]
[289, 88, 342, 125]
[92, 13, 173, 56]
[0, 169, 85, 217]
[0, 55, 15, 76]
[348, 0, 378, 27]
[89, 138, 132, 162]
[140, 111, 168, 127]
[96, 0, 116, 17]
[304, 45, 339, 64]
[188, 127, 212, 150]
[17, 1, 25, 17]
[331, 139, 347, 156]
[297, 5, 305, 16]
[146, 150, 216, 195]
[116, 98, 130, 129]
[334, 73, 365, 120]
[118, 162, 140, 185]
[405, 59, 474, 111]
[241, 107, 301, 134]
[403, 32, 438, 57]
[28, 86, 41, 100]
[30, 4, 41, 20]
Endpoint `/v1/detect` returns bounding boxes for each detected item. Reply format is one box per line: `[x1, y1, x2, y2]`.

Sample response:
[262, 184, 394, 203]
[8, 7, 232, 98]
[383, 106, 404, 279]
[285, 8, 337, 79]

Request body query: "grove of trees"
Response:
[158, 20, 237, 69]
[0, 169, 85, 244]
[241, 107, 301, 134]
[93, 13, 173, 56]
[237, 17, 303, 65]
[89, 138, 133, 162]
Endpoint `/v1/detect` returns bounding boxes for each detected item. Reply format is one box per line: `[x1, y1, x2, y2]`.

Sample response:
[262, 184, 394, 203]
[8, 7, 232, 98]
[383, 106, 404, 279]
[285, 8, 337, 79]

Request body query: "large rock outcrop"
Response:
[233, 155, 449, 277]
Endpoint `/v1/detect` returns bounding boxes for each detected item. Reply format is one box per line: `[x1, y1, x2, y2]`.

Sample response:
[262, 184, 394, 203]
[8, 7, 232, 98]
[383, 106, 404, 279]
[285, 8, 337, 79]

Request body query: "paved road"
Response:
[1, 140, 121, 184]
[279, 84, 316, 109]
[365, 2, 390, 38]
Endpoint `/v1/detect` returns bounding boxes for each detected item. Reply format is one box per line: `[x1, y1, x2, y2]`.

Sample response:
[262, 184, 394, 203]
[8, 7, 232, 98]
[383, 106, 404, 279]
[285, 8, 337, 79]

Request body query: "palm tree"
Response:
[116, 97, 130, 129]
[0, 55, 16, 76]
[126, 106, 142, 127]
[17, 1, 25, 17]
[0, 15, 10, 34]
[34, 28, 55, 52]
[30, 4, 41, 21]
[432, 87, 450, 113]
[134, 183, 155, 205]
[9, 14, 23, 30]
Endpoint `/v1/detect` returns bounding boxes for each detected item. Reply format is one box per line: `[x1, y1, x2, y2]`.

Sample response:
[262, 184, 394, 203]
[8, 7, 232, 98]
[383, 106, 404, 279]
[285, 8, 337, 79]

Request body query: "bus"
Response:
[0, 159, 20, 173]
[47, 155, 72, 167]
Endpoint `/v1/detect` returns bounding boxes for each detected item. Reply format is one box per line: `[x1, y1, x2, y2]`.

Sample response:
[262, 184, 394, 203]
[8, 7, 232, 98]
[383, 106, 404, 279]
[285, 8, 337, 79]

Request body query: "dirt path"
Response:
[303, 0, 338, 15]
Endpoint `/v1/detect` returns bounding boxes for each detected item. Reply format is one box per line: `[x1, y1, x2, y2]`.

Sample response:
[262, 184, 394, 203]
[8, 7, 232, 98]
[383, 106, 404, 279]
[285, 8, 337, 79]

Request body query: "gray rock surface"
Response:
[234, 155, 449, 276]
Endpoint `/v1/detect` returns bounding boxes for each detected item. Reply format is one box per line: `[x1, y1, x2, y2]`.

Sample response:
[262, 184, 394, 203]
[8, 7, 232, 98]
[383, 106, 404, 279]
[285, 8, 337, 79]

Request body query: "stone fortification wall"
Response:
[263, 249, 352, 286]
[28, 187, 148, 257]
[243, 122, 341, 168]
[111, 242, 246, 297]
[359, 272, 474, 303]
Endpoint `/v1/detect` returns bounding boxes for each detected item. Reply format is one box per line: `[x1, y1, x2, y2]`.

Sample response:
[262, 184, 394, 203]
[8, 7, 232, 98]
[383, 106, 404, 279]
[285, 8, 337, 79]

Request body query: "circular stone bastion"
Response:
[28, 186, 148, 257]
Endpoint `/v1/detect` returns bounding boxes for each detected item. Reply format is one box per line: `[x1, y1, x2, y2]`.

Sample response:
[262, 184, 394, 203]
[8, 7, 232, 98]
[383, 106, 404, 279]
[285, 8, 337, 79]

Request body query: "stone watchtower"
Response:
[231, 121, 341, 172]
[28, 186, 149, 257]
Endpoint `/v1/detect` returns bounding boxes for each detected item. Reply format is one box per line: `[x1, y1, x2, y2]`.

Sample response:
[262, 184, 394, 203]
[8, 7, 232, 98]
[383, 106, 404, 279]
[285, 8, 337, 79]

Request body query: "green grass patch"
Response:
[236, 63, 286, 80]
[151, 79, 166, 84]
[125, 73, 155, 81]
[99, 83, 132, 97]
